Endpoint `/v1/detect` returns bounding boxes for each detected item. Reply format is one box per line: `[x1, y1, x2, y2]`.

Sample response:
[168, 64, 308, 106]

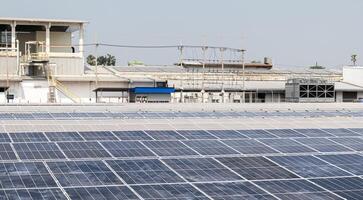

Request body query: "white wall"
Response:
[343, 66, 363, 86]
[36, 31, 72, 53]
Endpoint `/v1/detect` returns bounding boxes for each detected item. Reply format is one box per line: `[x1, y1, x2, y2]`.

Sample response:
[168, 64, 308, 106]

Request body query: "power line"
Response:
[79, 43, 245, 52]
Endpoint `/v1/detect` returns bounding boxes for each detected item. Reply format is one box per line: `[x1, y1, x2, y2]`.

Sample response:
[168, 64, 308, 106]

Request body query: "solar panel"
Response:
[206, 130, 246, 139]
[216, 157, 298, 180]
[131, 184, 209, 200]
[317, 154, 363, 175]
[12, 113, 34, 120]
[164, 158, 242, 182]
[237, 129, 277, 139]
[183, 140, 239, 155]
[50, 113, 71, 119]
[65, 186, 139, 200]
[9, 132, 49, 142]
[0, 133, 11, 142]
[321, 128, 361, 137]
[0, 188, 67, 200]
[57, 142, 111, 159]
[0, 143, 17, 160]
[293, 129, 334, 137]
[269, 155, 352, 178]
[106, 159, 184, 184]
[329, 137, 363, 151]
[144, 130, 185, 140]
[176, 130, 217, 139]
[255, 179, 341, 199]
[112, 130, 153, 140]
[32, 113, 53, 119]
[101, 141, 155, 158]
[195, 182, 276, 200]
[310, 177, 363, 200]
[0, 162, 57, 189]
[47, 160, 123, 187]
[295, 138, 352, 152]
[221, 139, 278, 155]
[258, 138, 317, 153]
[13, 142, 66, 160]
[78, 131, 118, 141]
[142, 140, 198, 157]
[265, 129, 306, 138]
[349, 128, 363, 136]
[45, 132, 84, 142]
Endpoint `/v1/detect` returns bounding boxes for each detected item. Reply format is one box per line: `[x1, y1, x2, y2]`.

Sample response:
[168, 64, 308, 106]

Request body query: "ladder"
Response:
[46, 64, 81, 103]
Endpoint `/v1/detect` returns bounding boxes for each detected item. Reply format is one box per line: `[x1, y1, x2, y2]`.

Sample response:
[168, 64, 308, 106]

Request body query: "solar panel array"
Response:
[0, 126, 363, 199]
[1, 110, 363, 120]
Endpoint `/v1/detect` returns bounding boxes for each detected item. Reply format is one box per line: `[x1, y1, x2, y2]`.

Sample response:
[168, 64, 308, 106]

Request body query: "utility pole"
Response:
[220, 48, 226, 103]
[202, 46, 207, 103]
[95, 34, 99, 88]
[241, 49, 246, 103]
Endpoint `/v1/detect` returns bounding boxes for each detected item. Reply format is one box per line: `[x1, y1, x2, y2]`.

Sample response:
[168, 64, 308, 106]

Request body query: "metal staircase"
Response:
[45, 65, 81, 103]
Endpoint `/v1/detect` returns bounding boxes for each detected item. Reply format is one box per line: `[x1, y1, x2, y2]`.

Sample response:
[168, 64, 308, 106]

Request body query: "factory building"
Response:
[0, 17, 363, 104]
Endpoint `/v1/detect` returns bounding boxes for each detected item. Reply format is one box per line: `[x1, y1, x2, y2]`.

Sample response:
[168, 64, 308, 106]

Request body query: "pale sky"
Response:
[3, 0, 363, 68]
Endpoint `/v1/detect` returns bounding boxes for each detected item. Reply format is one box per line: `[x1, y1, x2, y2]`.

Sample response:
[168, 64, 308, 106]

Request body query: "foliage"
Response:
[86, 54, 116, 66]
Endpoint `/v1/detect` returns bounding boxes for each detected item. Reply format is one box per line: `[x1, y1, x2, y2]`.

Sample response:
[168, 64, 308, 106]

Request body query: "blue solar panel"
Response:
[221, 139, 278, 155]
[295, 138, 352, 152]
[112, 130, 153, 140]
[176, 130, 217, 139]
[142, 140, 198, 157]
[32, 113, 53, 119]
[293, 129, 334, 137]
[0, 188, 67, 200]
[50, 113, 71, 119]
[195, 182, 277, 200]
[269, 155, 351, 178]
[164, 158, 242, 182]
[0, 162, 57, 189]
[9, 132, 48, 142]
[310, 177, 363, 200]
[265, 129, 306, 138]
[322, 128, 361, 137]
[65, 186, 139, 200]
[101, 141, 155, 158]
[0, 143, 17, 160]
[144, 130, 185, 140]
[329, 137, 363, 151]
[206, 130, 246, 139]
[78, 131, 118, 141]
[216, 157, 298, 180]
[13, 142, 66, 160]
[47, 160, 123, 187]
[317, 154, 363, 175]
[237, 129, 277, 139]
[57, 141, 111, 159]
[45, 132, 84, 142]
[0, 133, 11, 142]
[107, 159, 184, 184]
[183, 140, 239, 155]
[258, 138, 317, 153]
[255, 179, 341, 200]
[131, 184, 209, 200]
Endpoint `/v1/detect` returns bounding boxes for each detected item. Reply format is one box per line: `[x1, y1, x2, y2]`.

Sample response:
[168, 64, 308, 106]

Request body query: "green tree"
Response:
[86, 54, 96, 66]
[87, 54, 116, 66]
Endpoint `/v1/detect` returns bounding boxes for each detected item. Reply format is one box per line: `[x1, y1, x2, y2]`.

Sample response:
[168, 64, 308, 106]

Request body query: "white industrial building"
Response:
[0, 17, 363, 104]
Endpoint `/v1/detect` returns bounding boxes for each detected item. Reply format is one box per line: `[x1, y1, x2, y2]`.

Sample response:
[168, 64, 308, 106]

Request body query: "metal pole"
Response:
[95, 42, 99, 87]
[202, 46, 207, 103]
[241, 50, 245, 103]
[220, 48, 225, 103]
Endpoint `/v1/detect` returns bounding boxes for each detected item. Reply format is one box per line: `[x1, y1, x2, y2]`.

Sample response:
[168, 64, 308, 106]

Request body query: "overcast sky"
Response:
[3, 0, 363, 68]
